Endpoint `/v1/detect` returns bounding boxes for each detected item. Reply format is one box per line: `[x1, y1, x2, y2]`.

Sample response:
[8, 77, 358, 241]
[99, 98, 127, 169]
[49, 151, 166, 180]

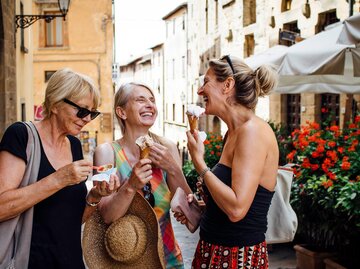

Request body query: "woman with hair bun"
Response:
[175, 55, 279, 268]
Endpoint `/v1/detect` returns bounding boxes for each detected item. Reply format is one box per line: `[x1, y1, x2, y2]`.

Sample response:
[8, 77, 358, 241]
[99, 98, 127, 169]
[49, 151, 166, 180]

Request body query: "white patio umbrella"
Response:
[273, 19, 360, 94]
[337, 13, 360, 46]
[244, 45, 289, 69]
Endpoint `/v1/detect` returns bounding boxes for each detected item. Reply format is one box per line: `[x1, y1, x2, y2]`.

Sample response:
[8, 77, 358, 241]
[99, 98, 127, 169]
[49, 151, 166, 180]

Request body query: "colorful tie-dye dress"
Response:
[111, 142, 184, 269]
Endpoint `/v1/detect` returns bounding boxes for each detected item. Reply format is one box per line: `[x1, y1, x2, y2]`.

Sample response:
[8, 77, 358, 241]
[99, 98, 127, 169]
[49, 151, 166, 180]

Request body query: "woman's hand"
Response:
[173, 193, 194, 225]
[128, 158, 153, 190]
[196, 181, 208, 204]
[54, 159, 92, 187]
[91, 174, 121, 199]
[149, 143, 177, 172]
[186, 130, 206, 170]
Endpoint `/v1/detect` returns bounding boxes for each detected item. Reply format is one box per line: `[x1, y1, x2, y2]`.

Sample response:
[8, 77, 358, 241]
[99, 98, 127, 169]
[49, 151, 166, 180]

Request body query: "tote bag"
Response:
[265, 166, 298, 244]
[0, 122, 41, 269]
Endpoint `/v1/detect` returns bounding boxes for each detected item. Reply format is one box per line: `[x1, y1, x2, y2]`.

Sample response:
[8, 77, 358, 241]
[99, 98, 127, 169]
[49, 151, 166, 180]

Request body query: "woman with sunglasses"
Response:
[0, 68, 120, 269]
[176, 56, 279, 269]
[93, 82, 192, 269]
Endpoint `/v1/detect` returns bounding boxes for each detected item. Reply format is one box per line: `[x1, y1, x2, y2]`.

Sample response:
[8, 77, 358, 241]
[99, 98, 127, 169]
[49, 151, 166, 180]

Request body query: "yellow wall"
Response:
[32, 0, 114, 146]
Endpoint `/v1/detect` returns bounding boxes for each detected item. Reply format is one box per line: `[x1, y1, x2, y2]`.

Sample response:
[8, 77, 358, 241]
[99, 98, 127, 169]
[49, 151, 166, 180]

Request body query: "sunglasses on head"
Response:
[142, 182, 155, 207]
[220, 55, 235, 74]
[63, 98, 100, 120]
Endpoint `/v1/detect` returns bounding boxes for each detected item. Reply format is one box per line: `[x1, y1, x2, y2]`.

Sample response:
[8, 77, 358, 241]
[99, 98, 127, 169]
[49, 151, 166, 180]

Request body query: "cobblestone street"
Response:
[172, 215, 297, 269]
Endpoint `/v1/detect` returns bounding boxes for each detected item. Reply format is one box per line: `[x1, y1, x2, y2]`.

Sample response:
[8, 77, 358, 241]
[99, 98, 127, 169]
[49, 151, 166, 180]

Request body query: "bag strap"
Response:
[12, 122, 41, 265]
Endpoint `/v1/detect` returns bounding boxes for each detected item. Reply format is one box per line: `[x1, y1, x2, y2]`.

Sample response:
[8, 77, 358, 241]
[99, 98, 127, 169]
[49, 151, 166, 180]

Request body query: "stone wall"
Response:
[0, 0, 17, 138]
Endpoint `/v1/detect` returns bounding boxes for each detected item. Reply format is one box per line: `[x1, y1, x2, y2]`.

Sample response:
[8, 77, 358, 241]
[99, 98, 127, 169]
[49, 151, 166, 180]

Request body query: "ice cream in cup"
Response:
[135, 135, 155, 159]
[186, 104, 205, 133]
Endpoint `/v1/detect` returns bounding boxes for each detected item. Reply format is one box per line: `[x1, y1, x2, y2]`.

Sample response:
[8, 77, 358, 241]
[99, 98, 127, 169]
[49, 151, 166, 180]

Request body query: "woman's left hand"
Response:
[149, 143, 177, 172]
[91, 174, 121, 199]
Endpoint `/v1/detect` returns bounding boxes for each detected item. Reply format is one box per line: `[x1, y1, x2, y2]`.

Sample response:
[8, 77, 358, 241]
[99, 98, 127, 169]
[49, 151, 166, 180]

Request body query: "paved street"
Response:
[171, 215, 297, 269]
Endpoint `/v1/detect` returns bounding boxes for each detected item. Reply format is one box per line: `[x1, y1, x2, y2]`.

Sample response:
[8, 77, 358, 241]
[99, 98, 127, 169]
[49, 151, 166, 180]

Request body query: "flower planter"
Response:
[294, 244, 335, 269]
[324, 258, 347, 269]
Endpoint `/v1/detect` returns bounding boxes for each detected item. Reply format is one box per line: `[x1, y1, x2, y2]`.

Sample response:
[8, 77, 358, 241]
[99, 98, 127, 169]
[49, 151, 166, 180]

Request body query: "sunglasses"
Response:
[63, 98, 100, 120]
[220, 55, 235, 74]
[142, 182, 155, 207]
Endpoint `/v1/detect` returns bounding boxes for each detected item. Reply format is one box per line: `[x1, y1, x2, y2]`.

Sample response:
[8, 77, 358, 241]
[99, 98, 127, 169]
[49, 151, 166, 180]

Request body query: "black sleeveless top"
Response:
[200, 163, 274, 247]
[0, 122, 86, 269]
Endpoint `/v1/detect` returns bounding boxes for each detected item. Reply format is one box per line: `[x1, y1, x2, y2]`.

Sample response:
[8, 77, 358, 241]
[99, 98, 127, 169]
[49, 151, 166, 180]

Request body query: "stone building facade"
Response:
[0, 0, 115, 155]
[0, 0, 15, 138]
[31, 0, 114, 155]
[187, 0, 360, 135]
[120, 0, 360, 146]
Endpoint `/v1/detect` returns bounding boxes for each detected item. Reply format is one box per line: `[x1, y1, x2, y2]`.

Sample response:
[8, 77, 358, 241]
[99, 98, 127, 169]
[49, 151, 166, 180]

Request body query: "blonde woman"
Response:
[94, 82, 192, 269]
[0, 68, 119, 269]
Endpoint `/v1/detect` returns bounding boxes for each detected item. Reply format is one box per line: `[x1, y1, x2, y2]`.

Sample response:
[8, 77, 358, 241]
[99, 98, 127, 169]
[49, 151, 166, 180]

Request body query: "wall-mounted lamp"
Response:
[302, 0, 311, 19]
[15, 0, 70, 29]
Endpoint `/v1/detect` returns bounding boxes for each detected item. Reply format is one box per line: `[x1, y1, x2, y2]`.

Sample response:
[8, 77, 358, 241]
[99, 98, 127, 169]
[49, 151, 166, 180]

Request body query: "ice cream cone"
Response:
[187, 114, 198, 133]
[136, 135, 154, 159]
[140, 147, 151, 159]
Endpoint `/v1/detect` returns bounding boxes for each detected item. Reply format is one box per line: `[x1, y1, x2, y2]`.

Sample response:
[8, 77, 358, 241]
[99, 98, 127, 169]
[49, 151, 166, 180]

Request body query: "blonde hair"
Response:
[114, 82, 163, 144]
[209, 56, 278, 109]
[42, 68, 100, 119]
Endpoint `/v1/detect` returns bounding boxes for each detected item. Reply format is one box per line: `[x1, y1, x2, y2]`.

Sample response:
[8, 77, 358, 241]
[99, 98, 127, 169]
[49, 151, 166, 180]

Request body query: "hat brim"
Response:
[82, 192, 165, 269]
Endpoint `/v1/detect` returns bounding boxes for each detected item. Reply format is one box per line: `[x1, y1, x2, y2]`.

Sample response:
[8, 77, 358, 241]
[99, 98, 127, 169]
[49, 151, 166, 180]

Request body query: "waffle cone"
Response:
[187, 114, 198, 133]
[140, 147, 151, 159]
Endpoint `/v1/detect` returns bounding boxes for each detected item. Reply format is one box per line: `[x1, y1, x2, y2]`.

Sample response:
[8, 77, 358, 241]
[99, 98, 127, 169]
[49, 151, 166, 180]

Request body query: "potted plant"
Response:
[286, 112, 360, 269]
[183, 132, 223, 192]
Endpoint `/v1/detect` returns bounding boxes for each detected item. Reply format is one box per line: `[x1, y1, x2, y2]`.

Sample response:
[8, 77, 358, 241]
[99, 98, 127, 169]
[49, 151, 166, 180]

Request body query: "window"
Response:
[20, 2, 28, 53]
[280, 21, 300, 46]
[45, 71, 56, 82]
[45, 11, 64, 47]
[281, 0, 292, 12]
[173, 19, 176, 35]
[320, 94, 340, 126]
[243, 0, 256, 26]
[182, 105, 185, 123]
[172, 104, 176, 121]
[244, 34, 254, 58]
[316, 10, 340, 33]
[205, 0, 209, 34]
[21, 103, 26, 121]
[182, 14, 185, 30]
[215, 0, 219, 26]
[286, 94, 301, 133]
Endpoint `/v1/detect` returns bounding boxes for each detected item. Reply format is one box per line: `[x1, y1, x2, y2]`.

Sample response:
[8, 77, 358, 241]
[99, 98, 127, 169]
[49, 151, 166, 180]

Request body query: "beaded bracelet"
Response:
[85, 193, 101, 207]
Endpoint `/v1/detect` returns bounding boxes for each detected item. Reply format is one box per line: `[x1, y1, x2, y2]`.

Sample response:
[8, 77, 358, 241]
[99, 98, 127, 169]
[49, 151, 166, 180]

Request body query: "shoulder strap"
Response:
[0, 122, 41, 269]
[12, 122, 41, 268]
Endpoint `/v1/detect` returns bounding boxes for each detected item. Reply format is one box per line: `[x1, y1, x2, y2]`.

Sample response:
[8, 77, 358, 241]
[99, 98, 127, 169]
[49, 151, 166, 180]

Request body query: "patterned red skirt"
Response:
[191, 240, 268, 269]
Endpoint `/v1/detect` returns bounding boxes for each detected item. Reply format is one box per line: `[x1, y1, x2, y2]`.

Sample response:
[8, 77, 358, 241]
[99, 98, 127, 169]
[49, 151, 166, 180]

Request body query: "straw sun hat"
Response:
[82, 192, 166, 269]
